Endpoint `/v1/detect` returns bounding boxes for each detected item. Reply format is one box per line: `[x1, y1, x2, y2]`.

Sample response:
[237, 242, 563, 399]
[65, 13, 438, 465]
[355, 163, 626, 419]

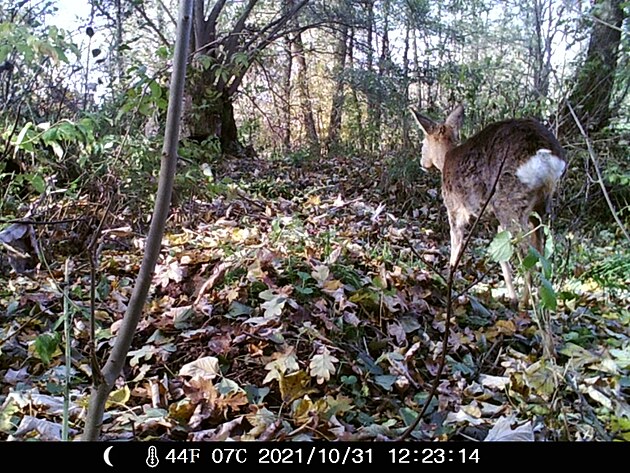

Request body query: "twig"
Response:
[62, 258, 72, 441]
[0, 314, 39, 346]
[86, 199, 115, 384]
[396, 149, 510, 441]
[0, 217, 89, 225]
[402, 233, 447, 286]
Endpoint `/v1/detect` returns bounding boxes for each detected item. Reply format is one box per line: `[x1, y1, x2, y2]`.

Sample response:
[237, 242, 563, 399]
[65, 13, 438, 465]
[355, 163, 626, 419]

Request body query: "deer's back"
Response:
[441, 119, 565, 216]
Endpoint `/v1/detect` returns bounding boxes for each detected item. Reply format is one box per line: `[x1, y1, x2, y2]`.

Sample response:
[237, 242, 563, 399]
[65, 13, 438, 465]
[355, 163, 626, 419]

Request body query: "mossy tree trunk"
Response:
[559, 0, 625, 137]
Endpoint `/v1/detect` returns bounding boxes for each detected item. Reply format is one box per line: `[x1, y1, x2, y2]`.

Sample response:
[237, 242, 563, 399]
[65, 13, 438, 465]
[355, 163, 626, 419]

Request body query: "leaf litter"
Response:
[0, 152, 628, 441]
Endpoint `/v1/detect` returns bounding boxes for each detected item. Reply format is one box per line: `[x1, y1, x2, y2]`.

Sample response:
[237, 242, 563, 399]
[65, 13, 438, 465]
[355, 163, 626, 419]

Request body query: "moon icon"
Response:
[103, 446, 114, 467]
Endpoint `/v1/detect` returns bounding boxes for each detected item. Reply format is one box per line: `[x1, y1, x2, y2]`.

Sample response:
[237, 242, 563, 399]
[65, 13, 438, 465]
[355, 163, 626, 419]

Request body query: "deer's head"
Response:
[411, 104, 464, 172]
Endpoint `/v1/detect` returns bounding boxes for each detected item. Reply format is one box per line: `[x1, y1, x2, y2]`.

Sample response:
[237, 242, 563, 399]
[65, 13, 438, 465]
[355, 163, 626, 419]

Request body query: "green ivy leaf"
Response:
[35, 332, 61, 365]
[540, 254, 552, 279]
[149, 80, 161, 99]
[228, 301, 253, 318]
[374, 374, 397, 391]
[487, 230, 513, 263]
[0, 398, 19, 433]
[29, 173, 46, 193]
[540, 276, 557, 311]
[523, 247, 539, 270]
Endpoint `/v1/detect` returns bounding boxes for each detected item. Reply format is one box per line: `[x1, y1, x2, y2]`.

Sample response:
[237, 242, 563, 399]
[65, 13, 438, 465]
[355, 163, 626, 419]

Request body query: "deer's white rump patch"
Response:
[516, 149, 566, 189]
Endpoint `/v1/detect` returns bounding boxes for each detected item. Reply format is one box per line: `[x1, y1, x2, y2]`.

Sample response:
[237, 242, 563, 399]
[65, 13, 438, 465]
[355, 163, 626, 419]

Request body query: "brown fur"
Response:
[411, 105, 566, 304]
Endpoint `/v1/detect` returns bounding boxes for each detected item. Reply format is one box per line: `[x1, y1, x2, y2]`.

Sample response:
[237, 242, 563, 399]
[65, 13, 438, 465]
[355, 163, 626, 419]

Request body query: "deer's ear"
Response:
[410, 108, 436, 135]
[445, 104, 464, 131]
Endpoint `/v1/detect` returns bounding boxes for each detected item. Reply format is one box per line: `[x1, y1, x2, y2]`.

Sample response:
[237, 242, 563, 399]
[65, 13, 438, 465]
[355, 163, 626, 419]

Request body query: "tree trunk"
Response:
[115, 0, 124, 82]
[184, 0, 309, 155]
[375, 0, 390, 151]
[282, 37, 293, 152]
[293, 29, 319, 149]
[82, 0, 193, 440]
[325, 20, 348, 152]
[365, 0, 377, 152]
[412, 29, 422, 108]
[532, 0, 548, 98]
[402, 15, 411, 148]
[348, 27, 365, 150]
[559, 0, 625, 137]
[185, 66, 243, 155]
[218, 98, 240, 154]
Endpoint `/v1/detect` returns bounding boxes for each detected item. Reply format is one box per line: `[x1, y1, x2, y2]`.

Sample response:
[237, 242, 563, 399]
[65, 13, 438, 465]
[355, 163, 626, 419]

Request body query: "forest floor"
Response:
[1, 151, 629, 441]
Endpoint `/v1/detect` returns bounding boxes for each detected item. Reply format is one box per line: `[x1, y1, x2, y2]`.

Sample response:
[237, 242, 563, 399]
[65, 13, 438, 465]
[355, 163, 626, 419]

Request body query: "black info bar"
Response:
[0, 441, 623, 470]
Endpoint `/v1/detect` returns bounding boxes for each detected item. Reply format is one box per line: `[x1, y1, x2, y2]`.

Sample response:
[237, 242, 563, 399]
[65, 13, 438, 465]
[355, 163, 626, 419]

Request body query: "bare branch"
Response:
[207, 0, 229, 44]
[225, 0, 260, 56]
[133, 2, 171, 47]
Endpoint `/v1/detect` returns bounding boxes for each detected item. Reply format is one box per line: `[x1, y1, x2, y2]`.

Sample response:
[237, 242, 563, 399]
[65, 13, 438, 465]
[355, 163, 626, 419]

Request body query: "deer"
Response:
[410, 104, 566, 306]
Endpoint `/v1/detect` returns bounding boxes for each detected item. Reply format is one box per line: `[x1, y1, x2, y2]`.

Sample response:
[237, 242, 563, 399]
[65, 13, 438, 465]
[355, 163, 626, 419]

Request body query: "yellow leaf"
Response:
[247, 259, 266, 281]
[106, 385, 131, 409]
[94, 310, 110, 321]
[278, 371, 317, 403]
[168, 399, 195, 423]
[225, 286, 240, 303]
[292, 396, 329, 424]
[486, 319, 516, 340]
[292, 396, 314, 424]
[232, 228, 251, 243]
[306, 195, 321, 207]
[324, 394, 354, 419]
[323, 279, 343, 291]
[523, 360, 559, 400]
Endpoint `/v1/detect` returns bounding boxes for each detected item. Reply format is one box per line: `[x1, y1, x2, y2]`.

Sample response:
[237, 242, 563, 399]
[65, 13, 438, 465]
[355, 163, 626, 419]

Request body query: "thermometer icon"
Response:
[146, 446, 159, 468]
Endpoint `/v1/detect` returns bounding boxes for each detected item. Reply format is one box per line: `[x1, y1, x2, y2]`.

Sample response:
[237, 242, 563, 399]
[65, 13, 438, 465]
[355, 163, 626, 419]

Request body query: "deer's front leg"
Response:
[447, 210, 468, 268]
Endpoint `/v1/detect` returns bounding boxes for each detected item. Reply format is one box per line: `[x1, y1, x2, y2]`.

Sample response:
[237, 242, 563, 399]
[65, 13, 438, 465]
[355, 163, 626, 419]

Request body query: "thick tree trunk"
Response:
[559, 0, 625, 137]
[218, 98, 240, 154]
[184, 0, 308, 155]
[185, 67, 243, 155]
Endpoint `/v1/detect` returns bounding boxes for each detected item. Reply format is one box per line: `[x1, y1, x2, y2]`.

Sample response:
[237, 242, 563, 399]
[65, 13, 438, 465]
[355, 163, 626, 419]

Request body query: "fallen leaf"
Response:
[311, 265, 330, 286]
[309, 346, 338, 384]
[484, 415, 534, 441]
[263, 350, 300, 383]
[586, 387, 613, 409]
[3, 367, 29, 385]
[179, 356, 221, 379]
[279, 370, 316, 402]
[479, 374, 511, 390]
[14, 416, 68, 441]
